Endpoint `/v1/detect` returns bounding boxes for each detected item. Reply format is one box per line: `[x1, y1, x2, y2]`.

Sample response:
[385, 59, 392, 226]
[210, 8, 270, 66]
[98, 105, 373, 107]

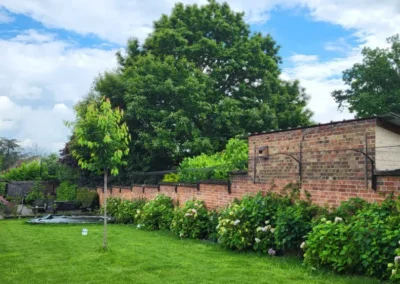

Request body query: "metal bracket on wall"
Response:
[196, 182, 200, 191]
[157, 185, 160, 192]
[142, 185, 145, 193]
[348, 149, 376, 190]
[275, 153, 302, 184]
[174, 185, 178, 193]
[227, 178, 232, 194]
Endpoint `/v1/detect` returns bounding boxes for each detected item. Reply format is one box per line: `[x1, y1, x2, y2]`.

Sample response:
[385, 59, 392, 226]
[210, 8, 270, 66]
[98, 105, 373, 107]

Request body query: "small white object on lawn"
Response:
[82, 228, 88, 236]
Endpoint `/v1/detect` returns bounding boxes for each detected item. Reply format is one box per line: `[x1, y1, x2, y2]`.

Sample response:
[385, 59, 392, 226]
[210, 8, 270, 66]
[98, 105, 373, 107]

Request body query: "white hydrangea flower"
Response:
[270, 228, 275, 233]
[191, 208, 197, 213]
[255, 238, 261, 243]
[233, 219, 240, 226]
[300, 242, 306, 249]
[265, 220, 270, 224]
[334, 217, 343, 223]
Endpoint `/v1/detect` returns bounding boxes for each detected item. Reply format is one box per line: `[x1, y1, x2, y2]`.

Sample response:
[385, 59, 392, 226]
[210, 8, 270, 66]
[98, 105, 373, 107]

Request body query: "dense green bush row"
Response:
[105, 193, 400, 281]
[162, 138, 248, 183]
[303, 197, 400, 280]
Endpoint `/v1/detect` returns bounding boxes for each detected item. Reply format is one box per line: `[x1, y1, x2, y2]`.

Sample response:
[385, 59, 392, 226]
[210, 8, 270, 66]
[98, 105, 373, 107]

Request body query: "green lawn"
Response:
[0, 220, 380, 284]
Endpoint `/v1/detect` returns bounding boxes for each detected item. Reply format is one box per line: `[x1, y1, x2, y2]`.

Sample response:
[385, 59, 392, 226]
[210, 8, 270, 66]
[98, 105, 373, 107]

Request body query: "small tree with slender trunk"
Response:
[66, 97, 130, 249]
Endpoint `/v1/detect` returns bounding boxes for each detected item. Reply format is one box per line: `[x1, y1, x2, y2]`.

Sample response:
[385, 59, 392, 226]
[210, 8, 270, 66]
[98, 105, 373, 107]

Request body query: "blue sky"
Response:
[0, 0, 398, 152]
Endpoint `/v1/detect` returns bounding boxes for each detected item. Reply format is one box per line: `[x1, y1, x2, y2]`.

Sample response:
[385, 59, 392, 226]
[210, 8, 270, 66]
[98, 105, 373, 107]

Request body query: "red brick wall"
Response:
[97, 118, 400, 209]
[97, 175, 400, 209]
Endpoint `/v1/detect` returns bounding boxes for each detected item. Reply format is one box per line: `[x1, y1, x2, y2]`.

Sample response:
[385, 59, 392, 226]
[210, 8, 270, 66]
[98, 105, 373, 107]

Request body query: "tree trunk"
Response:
[103, 169, 108, 250]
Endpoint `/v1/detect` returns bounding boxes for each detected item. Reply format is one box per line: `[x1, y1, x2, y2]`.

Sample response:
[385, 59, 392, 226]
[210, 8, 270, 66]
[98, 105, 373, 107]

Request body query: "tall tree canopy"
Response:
[332, 35, 400, 117]
[76, 0, 312, 178]
[0, 138, 22, 171]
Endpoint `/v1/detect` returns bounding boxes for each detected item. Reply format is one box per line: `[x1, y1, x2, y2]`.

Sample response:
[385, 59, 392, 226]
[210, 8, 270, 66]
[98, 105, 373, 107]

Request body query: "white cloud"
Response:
[289, 54, 319, 64]
[12, 29, 55, 43]
[0, 30, 118, 151]
[0, 8, 13, 23]
[0, 96, 75, 152]
[0, 31, 117, 102]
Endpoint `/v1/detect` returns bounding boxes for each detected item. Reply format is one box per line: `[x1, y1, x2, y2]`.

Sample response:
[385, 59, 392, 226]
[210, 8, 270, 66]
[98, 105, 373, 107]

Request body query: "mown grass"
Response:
[0, 220, 380, 284]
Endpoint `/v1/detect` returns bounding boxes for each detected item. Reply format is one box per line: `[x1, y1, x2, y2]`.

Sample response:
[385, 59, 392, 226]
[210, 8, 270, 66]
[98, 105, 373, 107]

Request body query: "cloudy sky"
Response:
[0, 0, 399, 153]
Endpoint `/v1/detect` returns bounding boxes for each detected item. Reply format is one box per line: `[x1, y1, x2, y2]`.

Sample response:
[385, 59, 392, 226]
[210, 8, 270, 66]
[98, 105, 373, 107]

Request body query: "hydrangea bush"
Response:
[103, 197, 146, 224]
[303, 198, 400, 280]
[171, 200, 209, 239]
[135, 194, 174, 230]
[217, 193, 290, 252]
[274, 201, 322, 252]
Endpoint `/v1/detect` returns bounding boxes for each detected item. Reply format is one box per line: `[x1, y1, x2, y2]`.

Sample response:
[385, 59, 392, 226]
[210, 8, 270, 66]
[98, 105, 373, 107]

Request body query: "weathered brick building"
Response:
[99, 114, 400, 208]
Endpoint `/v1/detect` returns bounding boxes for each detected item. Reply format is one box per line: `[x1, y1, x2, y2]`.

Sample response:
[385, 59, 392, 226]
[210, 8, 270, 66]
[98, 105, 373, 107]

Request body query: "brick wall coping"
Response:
[375, 170, 400, 176]
[248, 116, 376, 137]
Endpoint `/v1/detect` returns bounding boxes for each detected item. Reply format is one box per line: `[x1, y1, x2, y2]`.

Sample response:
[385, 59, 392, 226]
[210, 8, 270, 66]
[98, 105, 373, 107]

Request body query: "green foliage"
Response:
[25, 181, 45, 204]
[274, 201, 320, 252]
[106, 197, 122, 217]
[332, 34, 400, 117]
[177, 138, 248, 182]
[0, 182, 5, 196]
[0, 137, 22, 171]
[217, 193, 290, 252]
[135, 194, 174, 230]
[104, 197, 146, 224]
[334, 198, 369, 220]
[56, 181, 77, 201]
[88, 0, 312, 178]
[162, 173, 179, 183]
[76, 188, 99, 208]
[0, 154, 61, 182]
[303, 198, 400, 280]
[388, 245, 400, 281]
[67, 97, 130, 177]
[171, 200, 210, 239]
[1, 161, 41, 181]
[206, 210, 219, 242]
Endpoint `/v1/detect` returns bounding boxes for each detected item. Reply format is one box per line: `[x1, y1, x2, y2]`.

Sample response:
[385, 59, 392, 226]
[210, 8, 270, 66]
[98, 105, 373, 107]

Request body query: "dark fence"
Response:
[5, 181, 56, 198]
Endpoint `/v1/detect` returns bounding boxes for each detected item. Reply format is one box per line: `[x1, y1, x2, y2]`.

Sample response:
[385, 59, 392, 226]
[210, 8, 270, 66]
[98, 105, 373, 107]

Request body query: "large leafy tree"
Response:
[332, 35, 400, 117]
[67, 97, 130, 249]
[88, 0, 312, 177]
[0, 138, 22, 171]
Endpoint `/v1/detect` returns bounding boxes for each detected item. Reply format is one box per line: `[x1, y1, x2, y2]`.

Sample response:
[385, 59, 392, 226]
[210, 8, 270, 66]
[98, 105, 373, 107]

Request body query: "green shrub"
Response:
[206, 210, 219, 242]
[178, 138, 248, 182]
[162, 173, 179, 183]
[105, 197, 122, 217]
[274, 201, 320, 252]
[1, 161, 41, 181]
[303, 217, 357, 273]
[115, 199, 146, 224]
[388, 245, 400, 281]
[135, 194, 174, 230]
[171, 200, 209, 239]
[217, 193, 290, 252]
[56, 181, 77, 201]
[334, 197, 369, 219]
[304, 199, 400, 280]
[0, 182, 5, 196]
[76, 188, 99, 209]
[25, 181, 45, 204]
